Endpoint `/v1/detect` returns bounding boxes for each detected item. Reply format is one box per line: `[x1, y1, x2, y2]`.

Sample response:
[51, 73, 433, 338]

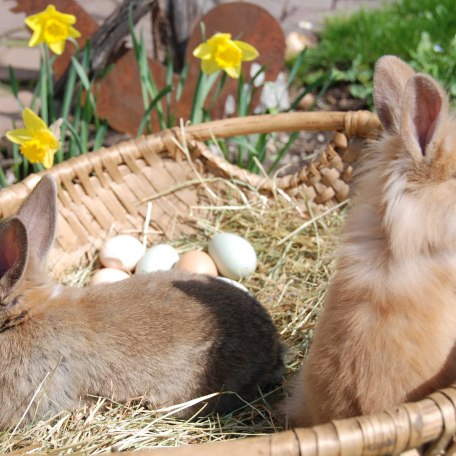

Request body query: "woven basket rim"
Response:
[0, 110, 381, 206]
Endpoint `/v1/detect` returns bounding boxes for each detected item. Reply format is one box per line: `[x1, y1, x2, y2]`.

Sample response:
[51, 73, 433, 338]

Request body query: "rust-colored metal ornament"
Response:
[12, 1, 285, 136]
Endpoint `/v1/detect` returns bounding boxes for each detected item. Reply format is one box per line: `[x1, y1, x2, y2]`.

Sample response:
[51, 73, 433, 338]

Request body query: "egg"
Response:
[208, 233, 257, 280]
[135, 244, 180, 274]
[99, 235, 145, 271]
[175, 251, 218, 275]
[216, 276, 249, 293]
[90, 268, 130, 285]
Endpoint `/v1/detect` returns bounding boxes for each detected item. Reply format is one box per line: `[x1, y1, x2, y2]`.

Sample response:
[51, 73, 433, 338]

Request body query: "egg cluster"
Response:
[91, 233, 257, 292]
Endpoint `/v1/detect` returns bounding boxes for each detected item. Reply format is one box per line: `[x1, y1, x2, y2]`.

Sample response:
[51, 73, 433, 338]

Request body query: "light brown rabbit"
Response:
[0, 174, 283, 429]
[285, 55, 456, 426]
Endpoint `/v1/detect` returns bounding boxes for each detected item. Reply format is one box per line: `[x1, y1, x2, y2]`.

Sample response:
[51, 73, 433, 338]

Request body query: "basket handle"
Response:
[152, 111, 381, 198]
[171, 110, 382, 142]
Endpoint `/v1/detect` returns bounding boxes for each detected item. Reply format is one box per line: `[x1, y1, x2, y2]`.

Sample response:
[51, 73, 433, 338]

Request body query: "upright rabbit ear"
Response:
[17, 175, 57, 262]
[0, 218, 28, 293]
[401, 74, 448, 161]
[374, 55, 415, 133]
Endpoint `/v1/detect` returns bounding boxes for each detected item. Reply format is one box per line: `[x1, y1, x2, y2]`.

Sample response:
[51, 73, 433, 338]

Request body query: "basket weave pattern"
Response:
[0, 111, 380, 276]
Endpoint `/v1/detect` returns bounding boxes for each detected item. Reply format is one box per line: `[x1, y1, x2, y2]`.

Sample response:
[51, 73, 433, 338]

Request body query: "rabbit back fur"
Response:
[285, 55, 456, 426]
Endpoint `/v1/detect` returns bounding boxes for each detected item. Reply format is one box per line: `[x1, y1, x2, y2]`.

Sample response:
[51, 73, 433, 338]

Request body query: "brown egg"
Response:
[175, 251, 218, 276]
[90, 268, 130, 285]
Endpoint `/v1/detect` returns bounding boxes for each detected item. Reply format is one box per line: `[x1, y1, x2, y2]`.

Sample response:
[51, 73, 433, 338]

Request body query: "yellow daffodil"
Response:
[6, 109, 60, 169]
[193, 33, 259, 79]
[25, 4, 81, 55]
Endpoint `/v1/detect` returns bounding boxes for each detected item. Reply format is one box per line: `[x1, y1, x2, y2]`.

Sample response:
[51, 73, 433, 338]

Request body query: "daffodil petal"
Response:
[22, 108, 47, 131]
[41, 151, 55, 169]
[5, 129, 33, 144]
[202, 58, 221, 74]
[209, 33, 232, 43]
[24, 14, 42, 28]
[193, 42, 212, 59]
[28, 29, 44, 47]
[224, 65, 241, 79]
[53, 10, 77, 25]
[49, 40, 65, 55]
[234, 41, 259, 61]
[68, 26, 81, 39]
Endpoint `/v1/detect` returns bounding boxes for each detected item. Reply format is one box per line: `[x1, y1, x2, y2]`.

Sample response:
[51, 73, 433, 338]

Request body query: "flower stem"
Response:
[190, 72, 219, 125]
[39, 45, 48, 124]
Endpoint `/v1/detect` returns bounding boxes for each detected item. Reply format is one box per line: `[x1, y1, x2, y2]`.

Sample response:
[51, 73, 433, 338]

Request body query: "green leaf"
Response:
[287, 48, 307, 89]
[137, 85, 173, 136]
[61, 63, 77, 119]
[268, 131, 300, 173]
[176, 63, 188, 102]
[208, 71, 227, 111]
[8, 66, 19, 100]
[190, 71, 219, 124]
[0, 166, 9, 188]
[71, 56, 91, 91]
[62, 118, 84, 156]
[93, 121, 108, 151]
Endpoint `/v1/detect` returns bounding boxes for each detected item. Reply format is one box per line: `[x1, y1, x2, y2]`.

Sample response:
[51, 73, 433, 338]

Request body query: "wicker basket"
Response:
[3, 111, 456, 455]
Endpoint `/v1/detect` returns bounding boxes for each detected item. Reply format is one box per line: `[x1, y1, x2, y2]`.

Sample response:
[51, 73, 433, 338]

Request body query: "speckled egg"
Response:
[208, 233, 257, 280]
[90, 268, 130, 285]
[99, 235, 145, 271]
[135, 244, 180, 274]
[175, 251, 218, 275]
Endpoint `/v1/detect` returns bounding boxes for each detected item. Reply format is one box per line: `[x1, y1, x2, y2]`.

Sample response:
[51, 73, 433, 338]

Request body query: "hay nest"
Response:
[0, 175, 346, 454]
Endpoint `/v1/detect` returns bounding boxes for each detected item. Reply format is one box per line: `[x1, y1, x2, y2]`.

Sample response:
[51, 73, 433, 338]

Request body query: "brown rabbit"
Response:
[285, 55, 456, 426]
[0, 174, 283, 429]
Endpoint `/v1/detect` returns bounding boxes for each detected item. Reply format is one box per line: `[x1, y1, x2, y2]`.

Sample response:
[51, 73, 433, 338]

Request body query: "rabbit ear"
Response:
[374, 55, 415, 133]
[0, 218, 28, 293]
[400, 74, 448, 161]
[17, 175, 57, 262]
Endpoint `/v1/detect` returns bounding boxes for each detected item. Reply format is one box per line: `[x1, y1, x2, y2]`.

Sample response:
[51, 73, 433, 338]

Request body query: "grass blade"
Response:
[93, 121, 108, 151]
[0, 166, 9, 188]
[267, 131, 299, 173]
[176, 63, 188, 102]
[71, 56, 91, 91]
[136, 85, 173, 136]
[61, 64, 78, 119]
[8, 65, 20, 101]
[287, 48, 307, 89]
[288, 73, 330, 112]
[62, 119, 84, 156]
[208, 71, 227, 111]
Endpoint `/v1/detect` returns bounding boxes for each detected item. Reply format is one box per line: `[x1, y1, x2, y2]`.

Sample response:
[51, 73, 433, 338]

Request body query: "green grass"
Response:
[293, 0, 456, 104]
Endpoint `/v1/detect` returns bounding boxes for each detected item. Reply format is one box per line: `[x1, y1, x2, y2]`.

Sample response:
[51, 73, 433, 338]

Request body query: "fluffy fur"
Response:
[285, 55, 456, 425]
[0, 176, 284, 429]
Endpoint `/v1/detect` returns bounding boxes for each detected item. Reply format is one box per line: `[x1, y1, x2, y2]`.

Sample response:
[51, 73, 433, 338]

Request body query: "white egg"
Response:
[90, 268, 130, 285]
[208, 233, 257, 280]
[135, 244, 180, 274]
[216, 276, 249, 293]
[99, 235, 145, 271]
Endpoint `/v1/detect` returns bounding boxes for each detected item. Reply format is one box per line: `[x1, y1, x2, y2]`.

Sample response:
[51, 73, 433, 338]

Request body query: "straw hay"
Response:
[0, 175, 347, 454]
